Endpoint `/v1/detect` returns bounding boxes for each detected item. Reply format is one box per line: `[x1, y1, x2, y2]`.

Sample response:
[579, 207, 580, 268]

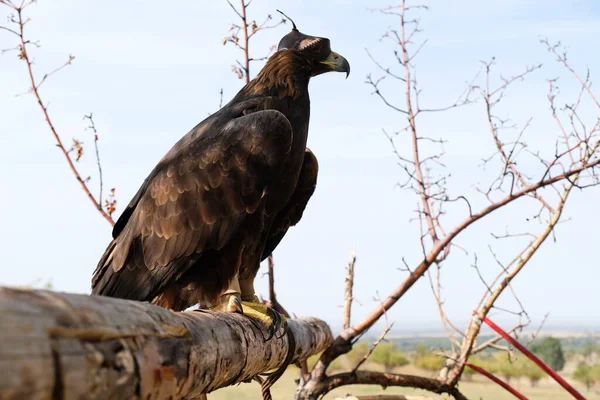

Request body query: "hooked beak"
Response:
[320, 51, 350, 78]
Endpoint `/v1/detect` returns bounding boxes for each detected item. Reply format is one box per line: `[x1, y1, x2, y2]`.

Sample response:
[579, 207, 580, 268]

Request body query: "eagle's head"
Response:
[276, 15, 350, 78]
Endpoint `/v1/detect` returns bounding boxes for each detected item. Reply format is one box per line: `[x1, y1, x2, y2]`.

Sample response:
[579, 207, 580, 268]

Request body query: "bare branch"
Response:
[312, 5, 600, 391]
[1, 1, 115, 225]
[36, 54, 75, 90]
[83, 113, 105, 207]
[225, 0, 243, 20]
[265, 254, 290, 318]
[352, 322, 393, 373]
[365, 48, 405, 81]
[448, 142, 594, 384]
[342, 248, 356, 330]
[541, 38, 600, 109]
[302, 371, 467, 400]
[223, 0, 285, 83]
[366, 74, 408, 114]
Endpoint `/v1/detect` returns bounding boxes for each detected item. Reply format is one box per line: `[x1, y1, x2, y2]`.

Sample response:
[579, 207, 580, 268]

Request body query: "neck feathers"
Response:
[243, 50, 310, 99]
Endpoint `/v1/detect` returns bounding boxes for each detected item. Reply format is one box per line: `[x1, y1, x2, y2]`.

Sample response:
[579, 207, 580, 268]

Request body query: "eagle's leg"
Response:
[211, 275, 283, 341]
[209, 275, 243, 312]
[239, 278, 286, 341]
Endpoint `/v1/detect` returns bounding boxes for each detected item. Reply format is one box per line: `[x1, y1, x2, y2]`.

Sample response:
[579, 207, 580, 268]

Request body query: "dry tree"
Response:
[0, 0, 116, 226]
[223, 0, 286, 85]
[293, 2, 599, 399]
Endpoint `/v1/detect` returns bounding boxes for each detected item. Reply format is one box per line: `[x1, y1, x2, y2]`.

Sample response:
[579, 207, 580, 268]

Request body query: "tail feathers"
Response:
[91, 239, 117, 294]
[91, 239, 155, 301]
[91, 238, 182, 304]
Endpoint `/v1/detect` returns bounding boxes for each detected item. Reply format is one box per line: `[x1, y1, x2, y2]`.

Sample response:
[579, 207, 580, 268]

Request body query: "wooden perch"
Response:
[0, 287, 332, 400]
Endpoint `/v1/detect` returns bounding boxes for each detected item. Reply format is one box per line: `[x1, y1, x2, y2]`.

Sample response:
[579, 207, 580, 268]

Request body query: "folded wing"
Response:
[92, 104, 293, 302]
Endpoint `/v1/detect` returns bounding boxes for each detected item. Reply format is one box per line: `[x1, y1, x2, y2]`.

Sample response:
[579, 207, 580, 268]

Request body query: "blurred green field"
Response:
[208, 335, 600, 399]
[209, 364, 599, 400]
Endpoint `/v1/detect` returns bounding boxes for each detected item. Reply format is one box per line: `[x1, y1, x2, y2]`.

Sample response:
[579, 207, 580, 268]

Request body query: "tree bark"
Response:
[0, 287, 332, 400]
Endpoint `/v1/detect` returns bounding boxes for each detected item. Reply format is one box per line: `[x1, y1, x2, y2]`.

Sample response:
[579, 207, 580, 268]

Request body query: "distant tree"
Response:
[530, 337, 565, 371]
[345, 342, 369, 365]
[303, 351, 346, 372]
[582, 342, 600, 362]
[414, 352, 445, 373]
[495, 356, 519, 384]
[518, 359, 545, 387]
[469, 353, 544, 385]
[468, 354, 498, 374]
[370, 342, 409, 372]
[591, 364, 600, 385]
[573, 363, 594, 391]
[388, 351, 410, 369]
[414, 343, 427, 357]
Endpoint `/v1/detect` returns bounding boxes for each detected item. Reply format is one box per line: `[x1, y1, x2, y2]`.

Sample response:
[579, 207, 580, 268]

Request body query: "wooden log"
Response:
[0, 287, 332, 400]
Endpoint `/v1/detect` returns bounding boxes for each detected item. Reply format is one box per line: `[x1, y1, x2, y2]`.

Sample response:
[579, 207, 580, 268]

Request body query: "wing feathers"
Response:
[92, 106, 293, 302]
[261, 148, 319, 261]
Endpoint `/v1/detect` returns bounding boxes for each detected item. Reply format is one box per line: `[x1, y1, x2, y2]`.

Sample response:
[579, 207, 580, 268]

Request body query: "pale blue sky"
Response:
[1, 0, 599, 334]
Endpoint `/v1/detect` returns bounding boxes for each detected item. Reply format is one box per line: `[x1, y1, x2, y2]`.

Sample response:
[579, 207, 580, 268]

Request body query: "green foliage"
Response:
[469, 352, 546, 386]
[414, 343, 428, 357]
[377, 335, 597, 355]
[518, 358, 545, 387]
[388, 349, 410, 369]
[370, 342, 409, 372]
[468, 354, 498, 374]
[573, 363, 595, 390]
[328, 356, 344, 371]
[495, 355, 519, 383]
[296, 344, 368, 374]
[346, 342, 369, 364]
[302, 352, 343, 372]
[582, 342, 600, 359]
[529, 336, 565, 371]
[414, 353, 445, 372]
[592, 364, 600, 380]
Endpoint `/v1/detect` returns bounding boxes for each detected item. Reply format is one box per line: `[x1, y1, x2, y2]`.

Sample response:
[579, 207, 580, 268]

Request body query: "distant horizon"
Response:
[327, 319, 600, 337]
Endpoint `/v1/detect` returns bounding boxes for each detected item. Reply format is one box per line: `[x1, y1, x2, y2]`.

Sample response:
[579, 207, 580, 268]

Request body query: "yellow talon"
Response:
[241, 296, 286, 341]
[211, 293, 286, 341]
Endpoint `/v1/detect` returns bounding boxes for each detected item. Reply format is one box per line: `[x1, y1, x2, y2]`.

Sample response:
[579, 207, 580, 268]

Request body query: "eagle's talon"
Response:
[236, 300, 285, 342]
[232, 297, 244, 314]
[275, 317, 288, 340]
[265, 306, 281, 342]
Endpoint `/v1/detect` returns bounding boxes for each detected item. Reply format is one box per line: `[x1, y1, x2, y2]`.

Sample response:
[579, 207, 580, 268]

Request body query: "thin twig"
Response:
[1, 1, 115, 226]
[84, 113, 104, 207]
[352, 322, 393, 373]
[223, 0, 285, 83]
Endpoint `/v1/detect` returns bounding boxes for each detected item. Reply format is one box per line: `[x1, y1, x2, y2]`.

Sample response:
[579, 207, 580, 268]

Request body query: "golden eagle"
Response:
[91, 20, 349, 338]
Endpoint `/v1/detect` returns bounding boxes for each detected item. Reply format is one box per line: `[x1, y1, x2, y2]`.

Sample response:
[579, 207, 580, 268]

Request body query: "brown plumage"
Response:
[91, 26, 349, 316]
[260, 148, 318, 263]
